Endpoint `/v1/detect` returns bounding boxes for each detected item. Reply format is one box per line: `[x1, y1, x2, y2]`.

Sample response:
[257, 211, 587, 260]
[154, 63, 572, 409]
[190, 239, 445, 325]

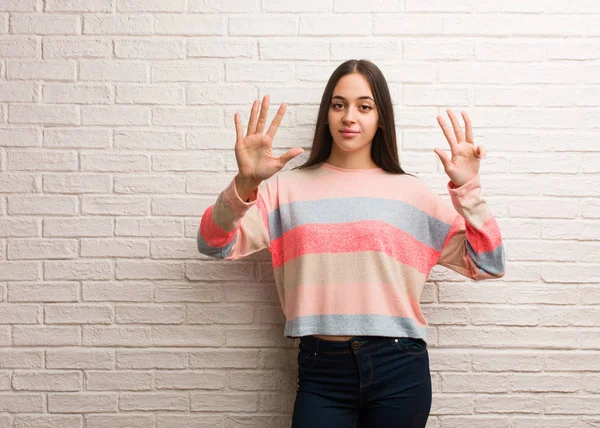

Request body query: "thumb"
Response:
[433, 148, 451, 171]
[278, 147, 304, 167]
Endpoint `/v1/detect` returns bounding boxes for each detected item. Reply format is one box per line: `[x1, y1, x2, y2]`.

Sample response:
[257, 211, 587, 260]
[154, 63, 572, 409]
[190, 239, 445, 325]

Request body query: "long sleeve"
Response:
[436, 174, 505, 280]
[197, 177, 271, 261]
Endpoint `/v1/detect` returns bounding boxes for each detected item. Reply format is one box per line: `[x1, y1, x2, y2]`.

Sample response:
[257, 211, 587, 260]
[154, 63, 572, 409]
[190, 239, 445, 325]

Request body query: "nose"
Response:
[342, 106, 356, 123]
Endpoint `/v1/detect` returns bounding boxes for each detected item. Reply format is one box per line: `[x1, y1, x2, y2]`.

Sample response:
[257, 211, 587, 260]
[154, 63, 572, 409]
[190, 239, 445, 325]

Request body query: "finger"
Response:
[437, 115, 457, 148]
[477, 145, 486, 160]
[462, 111, 474, 144]
[255, 95, 270, 134]
[278, 147, 304, 167]
[246, 100, 259, 136]
[266, 103, 287, 139]
[234, 112, 243, 144]
[433, 148, 452, 172]
[446, 109, 465, 143]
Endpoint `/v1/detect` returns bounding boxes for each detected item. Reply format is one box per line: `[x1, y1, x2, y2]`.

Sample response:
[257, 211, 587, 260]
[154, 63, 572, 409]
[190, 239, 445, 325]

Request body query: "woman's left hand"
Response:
[434, 109, 486, 188]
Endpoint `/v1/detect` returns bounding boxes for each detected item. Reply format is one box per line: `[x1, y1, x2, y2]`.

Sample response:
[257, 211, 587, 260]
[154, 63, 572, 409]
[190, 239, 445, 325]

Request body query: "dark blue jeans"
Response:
[291, 335, 432, 428]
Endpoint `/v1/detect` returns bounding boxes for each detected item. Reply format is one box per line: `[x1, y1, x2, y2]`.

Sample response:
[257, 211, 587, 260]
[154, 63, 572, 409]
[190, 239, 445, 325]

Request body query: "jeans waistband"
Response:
[299, 335, 398, 353]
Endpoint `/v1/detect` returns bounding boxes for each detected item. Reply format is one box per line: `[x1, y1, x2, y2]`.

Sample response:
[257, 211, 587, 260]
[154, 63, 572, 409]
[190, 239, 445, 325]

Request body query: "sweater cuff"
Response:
[447, 174, 487, 223]
[222, 177, 258, 217]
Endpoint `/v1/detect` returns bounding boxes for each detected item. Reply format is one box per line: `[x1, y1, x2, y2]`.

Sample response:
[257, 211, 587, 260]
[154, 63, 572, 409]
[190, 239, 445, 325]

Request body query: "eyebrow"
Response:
[332, 95, 375, 102]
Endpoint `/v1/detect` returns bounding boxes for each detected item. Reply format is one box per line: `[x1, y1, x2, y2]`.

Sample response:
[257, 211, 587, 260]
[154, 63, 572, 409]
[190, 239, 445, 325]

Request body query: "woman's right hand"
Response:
[234, 95, 304, 187]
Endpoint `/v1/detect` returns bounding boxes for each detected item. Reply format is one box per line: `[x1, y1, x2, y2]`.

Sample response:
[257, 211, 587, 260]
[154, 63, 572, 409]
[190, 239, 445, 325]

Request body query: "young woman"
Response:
[198, 59, 505, 428]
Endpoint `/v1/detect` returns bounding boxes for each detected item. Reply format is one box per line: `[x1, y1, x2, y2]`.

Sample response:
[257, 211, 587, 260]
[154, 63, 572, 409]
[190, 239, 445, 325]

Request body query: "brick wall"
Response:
[0, 1, 599, 427]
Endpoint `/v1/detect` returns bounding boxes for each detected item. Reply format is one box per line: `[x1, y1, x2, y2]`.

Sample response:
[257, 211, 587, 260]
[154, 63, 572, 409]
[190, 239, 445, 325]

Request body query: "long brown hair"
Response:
[293, 59, 411, 175]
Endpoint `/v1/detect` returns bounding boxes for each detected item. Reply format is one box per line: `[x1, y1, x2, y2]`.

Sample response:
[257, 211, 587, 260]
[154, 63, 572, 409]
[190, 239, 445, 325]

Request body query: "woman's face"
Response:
[327, 72, 380, 157]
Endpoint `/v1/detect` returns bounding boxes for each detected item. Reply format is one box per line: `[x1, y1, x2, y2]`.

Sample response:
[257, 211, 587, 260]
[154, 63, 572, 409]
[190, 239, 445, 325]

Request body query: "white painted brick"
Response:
[0, 0, 37, 12]
[443, 15, 584, 36]
[119, 392, 188, 411]
[43, 83, 112, 104]
[0, 262, 38, 281]
[373, 15, 442, 35]
[475, 41, 546, 62]
[330, 39, 400, 61]
[155, 371, 226, 390]
[10, 14, 80, 35]
[6, 60, 77, 81]
[187, 38, 255, 58]
[83, 15, 152, 35]
[191, 392, 258, 412]
[476, 0, 547, 13]
[0, 173, 38, 193]
[43, 37, 112, 59]
[44, 260, 113, 280]
[83, 326, 152, 346]
[154, 14, 224, 36]
[152, 107, 219, 126]
[300, 14, 369, 36]
[43, 173, 111, 193]
[86, 371, 152, 391]
[116, 84, 183, 105]
[80, 152, 148, 172]
[152, 61, 224, 82]
[404, 40, 472, 60]
[8, 282, 78, 302]
[45, 304, 113, 324]
[13, 371, 82, 391]
[0, 82, 36, 102]
[115, 38, 184, 59]
[48, 392, 117, 413]
[188, 0, 260, 12]
[8, 150, 77, 171]
[9, 104, 79, 125]
[262, 0, 329, 12]
[79, 60, 149, 82]
[43, 217, 113, 237]
[86, 414, 154, 428]
[0, 393, 44, 412]
[117, 350, 188, 369]
[226, 62, 292, 82]
[7, 195, 77, 215]
[230, 15, 297, 36]
[0, 36, 37, 57]
[115, 218, 182, 237]
[151, 326, 222, 346]
[115, 260, 184, 280]
[114, 130, 184, 150]
[260, 39, 329, 60]
[8, 239, 77, 260]
[81, 106, 150, 126]
[0, 128, 40, 147]
[117, 0, 186, 12]
[186, 303, 254, 325]
[82, 196, 149, 216]
[46, 348, 114, 369]
[13, 415, 82, 428]
[82, 281, 153, 302]
[0, 350, 43, 368]
[404, 85, 471, 106]
[13, 326, 80, 346]
[150, 239, 198, 260]
[407, 0, 472, 12]
[157, 415, 225, 428]
[189, 349, 258, 369]
[0, 219, 38, 238]
[509, 198, 579, 219]
[116, 304, 184, 324]
[80, 238, 149, 258]
[334, 0, 398, 12]
[188, 84, 256, 105]
[46, 0, 113, 12]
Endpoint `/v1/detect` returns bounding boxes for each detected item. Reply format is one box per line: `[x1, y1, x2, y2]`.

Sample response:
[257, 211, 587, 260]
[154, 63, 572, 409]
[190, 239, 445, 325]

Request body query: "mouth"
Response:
[340, 130, 359, 138]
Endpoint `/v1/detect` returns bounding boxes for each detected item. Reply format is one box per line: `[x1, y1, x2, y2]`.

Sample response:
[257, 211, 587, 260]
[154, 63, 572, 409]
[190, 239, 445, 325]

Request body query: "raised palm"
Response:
[435, 109, 486, 188]
[234, 95, 304, 184]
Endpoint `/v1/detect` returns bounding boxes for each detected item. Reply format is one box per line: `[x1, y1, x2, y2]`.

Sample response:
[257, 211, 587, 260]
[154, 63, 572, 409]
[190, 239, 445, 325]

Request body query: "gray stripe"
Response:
[466, 241, 505, 276]
[284, 314, 429, 341]
[197, 229, 236, 260]
[269, 197, 451, 251]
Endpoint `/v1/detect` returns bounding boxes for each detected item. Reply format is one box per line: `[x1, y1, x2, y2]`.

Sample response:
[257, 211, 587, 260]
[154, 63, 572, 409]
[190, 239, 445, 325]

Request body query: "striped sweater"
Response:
[198, 161, 505, 341]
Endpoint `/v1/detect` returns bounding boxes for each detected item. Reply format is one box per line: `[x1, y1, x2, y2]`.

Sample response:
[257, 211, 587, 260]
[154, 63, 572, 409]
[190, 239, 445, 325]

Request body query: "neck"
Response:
[326, 146, 377, 170]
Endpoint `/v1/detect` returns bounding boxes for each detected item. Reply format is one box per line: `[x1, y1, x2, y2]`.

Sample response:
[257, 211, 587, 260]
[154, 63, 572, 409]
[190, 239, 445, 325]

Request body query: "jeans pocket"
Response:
[297, 343, 317, 369]
[394, 337, 428, 355]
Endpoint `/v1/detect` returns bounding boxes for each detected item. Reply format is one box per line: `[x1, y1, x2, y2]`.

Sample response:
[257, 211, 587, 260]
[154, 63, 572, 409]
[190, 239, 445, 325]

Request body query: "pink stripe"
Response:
[284, 281, 426, 326]
[447, 214, 503, 254]
[200, 205, 236, 247]
[270, 220, 439, 272]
